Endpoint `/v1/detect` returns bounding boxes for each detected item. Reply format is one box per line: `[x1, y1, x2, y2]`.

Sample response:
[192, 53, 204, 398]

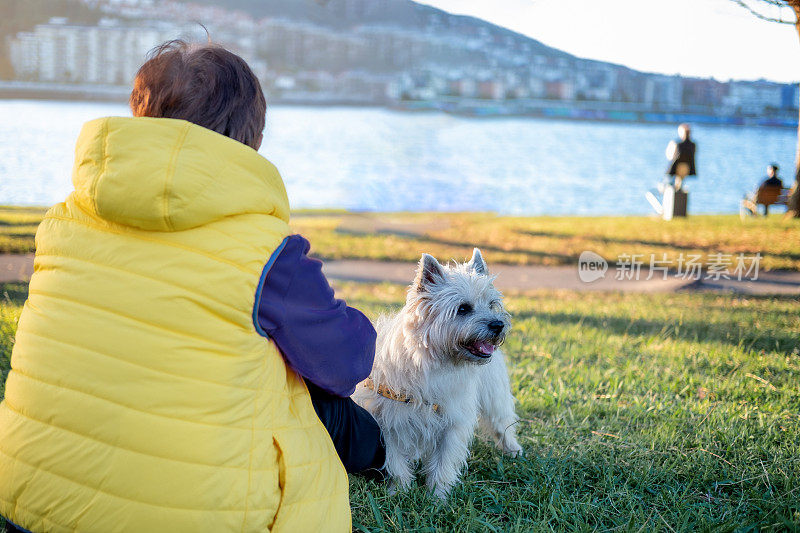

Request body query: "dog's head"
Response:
[405, 248, 510, 366]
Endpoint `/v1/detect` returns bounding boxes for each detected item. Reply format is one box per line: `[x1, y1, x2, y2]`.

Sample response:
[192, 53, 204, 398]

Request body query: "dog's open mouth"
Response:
[466, 340, 496, 358]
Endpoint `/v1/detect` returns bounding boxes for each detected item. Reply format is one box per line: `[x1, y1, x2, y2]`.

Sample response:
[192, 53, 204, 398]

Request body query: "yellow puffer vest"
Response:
[0, 117, 349, 532]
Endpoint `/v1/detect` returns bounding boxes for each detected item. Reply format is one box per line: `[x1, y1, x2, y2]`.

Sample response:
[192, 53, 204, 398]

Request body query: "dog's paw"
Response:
[387, 477, 413, 496]
[501, 437, 523, 457]
[431, 485, 450, 501]
[426, 475, 455, 500]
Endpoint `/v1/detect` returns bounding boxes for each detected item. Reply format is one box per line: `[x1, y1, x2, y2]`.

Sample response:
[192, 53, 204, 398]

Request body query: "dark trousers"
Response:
[306, 381, 386, 481]
[3, 520, 29, 533]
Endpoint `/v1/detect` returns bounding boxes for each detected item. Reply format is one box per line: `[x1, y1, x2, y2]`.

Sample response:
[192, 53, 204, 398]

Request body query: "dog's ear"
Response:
[414, 253, 446, 292]
[467, 248, 488, 275]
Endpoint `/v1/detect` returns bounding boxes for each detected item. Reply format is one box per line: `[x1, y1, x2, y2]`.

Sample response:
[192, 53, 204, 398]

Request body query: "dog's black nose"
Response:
[487, 320, 505, 334]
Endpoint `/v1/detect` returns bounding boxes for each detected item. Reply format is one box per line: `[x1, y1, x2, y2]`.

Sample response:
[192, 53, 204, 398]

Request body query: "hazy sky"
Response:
[419, 0, 800, 83]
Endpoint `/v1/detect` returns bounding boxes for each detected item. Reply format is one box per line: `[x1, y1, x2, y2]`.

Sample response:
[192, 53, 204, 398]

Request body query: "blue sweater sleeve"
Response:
[254, 234, 376, 397]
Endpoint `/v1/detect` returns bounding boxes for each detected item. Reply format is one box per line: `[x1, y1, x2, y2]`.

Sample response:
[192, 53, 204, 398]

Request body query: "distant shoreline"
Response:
[1, 80, 797, 129]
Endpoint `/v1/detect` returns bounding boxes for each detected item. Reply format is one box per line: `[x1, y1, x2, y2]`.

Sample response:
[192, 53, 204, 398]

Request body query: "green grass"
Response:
[339, 283, 800, 532]
[0, 206, 47, 254]
[4, 206, 799, 271]
[293, 212, 800, 272]
[2, 281, 798, 530]
[0, 283, 25, 401]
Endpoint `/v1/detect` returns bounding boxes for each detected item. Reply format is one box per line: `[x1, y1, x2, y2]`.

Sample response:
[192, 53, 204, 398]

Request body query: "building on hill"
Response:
[576, 64, 617, 102]
[356, 26, 429, 72]
[4, 6, 798, 118]
[643, 75, 682, 110]
[724, 80, 785, 115]
[615, 70, 647, 104]
[258, 18, 368, 73]
[9, 17, 182, 84]
[545, 80, 575, 101]
[782, 83, 799, 110]
[680, 77, 726, 110]
[7, 17, 258, 86]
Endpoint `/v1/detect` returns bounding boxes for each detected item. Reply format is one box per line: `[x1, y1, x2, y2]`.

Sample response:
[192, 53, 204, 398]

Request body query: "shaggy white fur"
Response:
[352, 248, 522, 498]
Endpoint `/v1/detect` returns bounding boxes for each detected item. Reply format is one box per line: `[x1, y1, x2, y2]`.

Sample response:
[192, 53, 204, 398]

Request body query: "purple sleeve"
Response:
[253, 234, 376, 397]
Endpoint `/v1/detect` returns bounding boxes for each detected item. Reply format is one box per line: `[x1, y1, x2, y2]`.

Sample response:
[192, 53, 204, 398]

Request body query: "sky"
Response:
[418, 0, 800, 83]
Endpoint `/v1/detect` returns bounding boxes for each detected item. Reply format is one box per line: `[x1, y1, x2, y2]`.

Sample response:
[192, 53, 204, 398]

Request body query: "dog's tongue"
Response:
[474, 341, 495, 355]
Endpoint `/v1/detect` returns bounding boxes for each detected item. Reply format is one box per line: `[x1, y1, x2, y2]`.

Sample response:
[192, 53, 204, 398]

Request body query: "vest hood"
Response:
[71, 116, 289, 231]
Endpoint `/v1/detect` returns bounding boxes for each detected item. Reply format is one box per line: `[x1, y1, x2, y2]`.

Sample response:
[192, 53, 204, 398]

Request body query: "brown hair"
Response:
[130, 40, 266, 149]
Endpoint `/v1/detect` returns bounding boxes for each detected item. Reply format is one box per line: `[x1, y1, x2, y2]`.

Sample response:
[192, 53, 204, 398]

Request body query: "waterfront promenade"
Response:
[2, 81, 796, 127]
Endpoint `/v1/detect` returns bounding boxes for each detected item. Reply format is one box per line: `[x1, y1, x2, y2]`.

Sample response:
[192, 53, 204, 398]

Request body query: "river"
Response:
[1, 99, 796, 215]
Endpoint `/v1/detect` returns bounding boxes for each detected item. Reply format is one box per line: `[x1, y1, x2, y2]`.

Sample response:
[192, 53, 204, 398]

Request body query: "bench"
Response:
[740, 186, 790, 218]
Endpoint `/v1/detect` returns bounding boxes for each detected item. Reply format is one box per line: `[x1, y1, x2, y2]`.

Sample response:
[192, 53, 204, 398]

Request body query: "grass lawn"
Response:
[3, 207, 800, 271]
[1, 281, 798, 531]
[294, 212, 800, 272]
[0, 206, 47, 255]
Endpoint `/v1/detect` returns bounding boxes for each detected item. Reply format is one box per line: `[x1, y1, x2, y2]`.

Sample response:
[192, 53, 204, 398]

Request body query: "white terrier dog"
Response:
[352, 248, 522, 498]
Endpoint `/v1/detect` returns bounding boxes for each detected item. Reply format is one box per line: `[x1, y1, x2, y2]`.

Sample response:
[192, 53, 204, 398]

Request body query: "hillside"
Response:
[193, 0, 572, 59]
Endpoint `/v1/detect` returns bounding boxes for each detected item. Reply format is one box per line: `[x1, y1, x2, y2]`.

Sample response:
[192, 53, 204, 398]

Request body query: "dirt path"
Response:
[0, 254, 34, 283]
[3, 254, 799, 295]
[322, 260, 800, 295]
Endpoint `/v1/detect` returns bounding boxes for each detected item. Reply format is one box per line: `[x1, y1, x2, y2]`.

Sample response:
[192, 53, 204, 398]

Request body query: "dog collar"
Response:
[362, 378, 441, 413]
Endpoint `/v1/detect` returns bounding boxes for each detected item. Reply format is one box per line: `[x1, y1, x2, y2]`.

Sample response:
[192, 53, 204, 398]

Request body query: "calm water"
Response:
[1, 99, 796, 215]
